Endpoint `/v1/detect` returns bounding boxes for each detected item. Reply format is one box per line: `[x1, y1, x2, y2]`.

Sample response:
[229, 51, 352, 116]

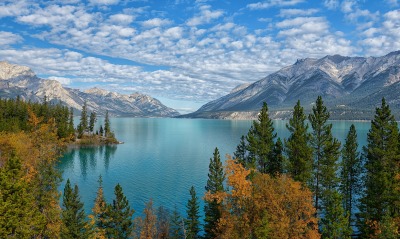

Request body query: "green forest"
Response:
[0, 96, 399, 238]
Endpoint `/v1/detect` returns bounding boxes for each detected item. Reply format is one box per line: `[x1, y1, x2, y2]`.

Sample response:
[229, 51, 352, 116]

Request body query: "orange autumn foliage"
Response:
[205, 157, 320, 239]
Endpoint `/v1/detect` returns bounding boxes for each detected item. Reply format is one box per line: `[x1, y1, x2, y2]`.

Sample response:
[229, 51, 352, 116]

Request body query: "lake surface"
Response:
[58, 118, 371, 219]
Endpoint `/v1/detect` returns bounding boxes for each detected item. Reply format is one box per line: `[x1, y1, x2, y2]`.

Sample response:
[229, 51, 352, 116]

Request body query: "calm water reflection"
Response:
[58, 118, 371, 218]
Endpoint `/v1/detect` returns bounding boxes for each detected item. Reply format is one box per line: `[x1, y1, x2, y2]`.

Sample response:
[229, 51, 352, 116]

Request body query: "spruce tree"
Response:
[234, 135, 247, 166]
[246, 102, 277, 173]
[308, 96, 331, 212]
[186, 186, 200, 239]
[89, 112, 97, 133]
[61, 179, 89, 239]
[267, 137, 284, 176]
[105, 183, 134, 239]
[285, 100, 313, 185]
[169, 206, 184, 239]
[0, 154, 43, 238]
[104, 110, 111, 137]
[204, 148, 225, 239]
[68, 107, 74, 137]
[359, 98, 400, 237]
[79, 101, 88, 134]
[340, 124, 362, 228]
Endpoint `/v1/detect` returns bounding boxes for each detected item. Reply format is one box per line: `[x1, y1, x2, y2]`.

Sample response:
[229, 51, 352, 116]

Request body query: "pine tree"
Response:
[156, 206, 170, 239]
[309, 96, 350, 236]
[169, 206, 184, 239]
[99, 125, 104, 137]
[285, 100, 313, 185]
[90, 175, 107, 239]
[359, 98, 400, 237]
[204, 148, 225, 239]
[61, 179, 89, 239]
[308, 96, 331, 212]
[68, 107, 75, 138]
[186, 186, 200, 239]
[104, 110, 111, 137]
[340, 124, 362, 228]
[105, 183, 134, 239]
[79, 101, 88, 135]
[321, 190, 352, 239]
[267, 137, 284, 176]
[0, 154, 43, 238]
[234, 135, 247, 165]
[89, 112, 97, 133]
[246, 102, 277, 173]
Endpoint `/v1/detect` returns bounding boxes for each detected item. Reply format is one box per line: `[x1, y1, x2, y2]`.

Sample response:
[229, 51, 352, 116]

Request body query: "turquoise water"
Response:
[58, 118, 371, 218]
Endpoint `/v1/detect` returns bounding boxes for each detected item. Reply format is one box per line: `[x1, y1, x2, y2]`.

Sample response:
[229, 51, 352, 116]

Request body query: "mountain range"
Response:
[186, 51, 400, 120]
[0, 61, 179, 117]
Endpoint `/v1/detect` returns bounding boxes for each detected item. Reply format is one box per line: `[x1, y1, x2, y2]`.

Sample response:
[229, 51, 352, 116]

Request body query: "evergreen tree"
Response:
[309, 96, 349, 236]
[104, 110, 111, 137]
[204, 148, 225, 239]
[156, 206, 170, 239]
[267, 137, 284, 176]
[139, 199, 157, 239]
[359, 98, 400, 237]
[79, 101, 88, 133]
[61, 179, 89, 239]
[169, 206, 184, 239]
[246, 102, 277, 173]
[105, 183, 134, 239]
[340, 124, 362, 228]
[89, 111, 97, 133]
[68, 107, 75, 138]
[321, 191, 352, 239]
[234, 135, 247, 165]
[90, 175, 107, 239]
[186, 186, 200, 239]
[285, 100, 313, 185]
[0, 154, 43, 238]
[99, 125, 104, 137]
[308, 96, 331, 212]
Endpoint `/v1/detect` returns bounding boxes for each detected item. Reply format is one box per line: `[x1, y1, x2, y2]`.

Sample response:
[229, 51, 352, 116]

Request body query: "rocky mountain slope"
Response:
[186, 51, 400, 120]
[0, 61, 179, 117]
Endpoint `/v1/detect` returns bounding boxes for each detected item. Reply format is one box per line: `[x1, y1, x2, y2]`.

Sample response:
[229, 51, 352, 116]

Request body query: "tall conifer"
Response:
[285, 100, 313, 185]
[204, 148, 225, 239]
[359, 98, 400, 237]
[61, 179, 89, 239]
[340, 124, 362, 228]
[268, 137, 284, 176]
[186, 186, 200, 239]
[90, 175, 107, 238]
[105, 183, 134, 239]
[246, 102, 277, 173]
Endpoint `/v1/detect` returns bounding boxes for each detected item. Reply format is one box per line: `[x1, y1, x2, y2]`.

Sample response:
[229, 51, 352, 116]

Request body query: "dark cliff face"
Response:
[0, 62, 180, 117]
[189, 51, 400, 119]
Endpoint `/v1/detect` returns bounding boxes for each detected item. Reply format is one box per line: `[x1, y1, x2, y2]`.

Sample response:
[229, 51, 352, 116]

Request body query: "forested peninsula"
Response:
[0, 96, 399, 238]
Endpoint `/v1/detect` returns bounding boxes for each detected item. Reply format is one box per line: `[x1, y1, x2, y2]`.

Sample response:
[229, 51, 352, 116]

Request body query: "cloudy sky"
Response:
[0, 0, 399, 113]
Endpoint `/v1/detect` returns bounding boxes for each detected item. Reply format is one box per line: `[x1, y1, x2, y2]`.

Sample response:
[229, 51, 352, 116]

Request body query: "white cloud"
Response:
[141, 18, 172, 28]
[186, 5, 224, 26]
[386, 0, 398, 6]
[341, 0, 356, 13]
[323, 0, 339, 10]
[89, 0, 119, 5]
[278, 8, 319, 17]
[247, 0, 305, 10]
[0, 0, 32, 18]
[360, 10, 400, 55]
[108, 14, 135, 24]
[0, 31, 23, 46]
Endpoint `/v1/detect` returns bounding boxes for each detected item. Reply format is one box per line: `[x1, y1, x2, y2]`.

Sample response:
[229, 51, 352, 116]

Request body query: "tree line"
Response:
[0, 96, 399, 238]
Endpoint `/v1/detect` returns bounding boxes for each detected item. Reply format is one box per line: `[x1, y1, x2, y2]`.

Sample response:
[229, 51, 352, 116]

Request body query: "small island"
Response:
[72, 101, 121, 146]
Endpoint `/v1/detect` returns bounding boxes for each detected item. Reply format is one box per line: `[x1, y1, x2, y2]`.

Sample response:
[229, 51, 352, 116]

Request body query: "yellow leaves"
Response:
[207, 155, 320, 239]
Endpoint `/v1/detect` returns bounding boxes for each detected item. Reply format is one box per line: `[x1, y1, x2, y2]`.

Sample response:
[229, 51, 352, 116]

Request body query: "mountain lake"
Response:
[58, 118, 371, 219]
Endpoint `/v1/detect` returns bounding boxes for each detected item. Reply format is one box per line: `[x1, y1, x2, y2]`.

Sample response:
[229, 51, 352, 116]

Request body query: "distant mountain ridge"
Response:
[186, 51, 400, 120]
[0, 61, 179, 117]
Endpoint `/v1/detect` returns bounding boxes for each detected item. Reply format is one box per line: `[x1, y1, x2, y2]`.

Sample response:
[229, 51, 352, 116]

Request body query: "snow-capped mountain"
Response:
[188, 51, 400, 120]
[0, 61, 179, 117]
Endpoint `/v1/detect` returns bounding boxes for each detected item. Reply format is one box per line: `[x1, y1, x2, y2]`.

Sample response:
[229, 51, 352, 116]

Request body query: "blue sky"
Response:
[0, 0, 399, 113]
